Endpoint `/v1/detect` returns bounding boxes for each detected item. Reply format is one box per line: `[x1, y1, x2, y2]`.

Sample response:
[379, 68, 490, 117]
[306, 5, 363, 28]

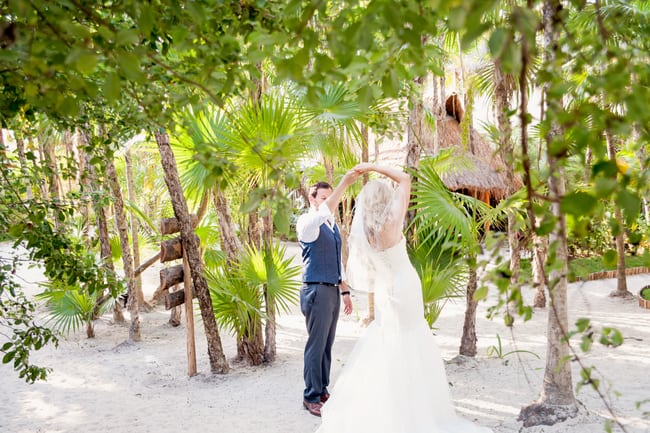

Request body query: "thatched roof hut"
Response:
[426, 94, 518, 203]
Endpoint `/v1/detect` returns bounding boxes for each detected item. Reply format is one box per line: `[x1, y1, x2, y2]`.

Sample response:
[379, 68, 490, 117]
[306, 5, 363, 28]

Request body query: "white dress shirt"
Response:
[296, 205, 347, 282]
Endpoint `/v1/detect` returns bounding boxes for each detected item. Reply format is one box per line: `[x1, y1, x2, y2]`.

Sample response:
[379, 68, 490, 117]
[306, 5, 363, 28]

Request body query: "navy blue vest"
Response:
[300, 223, 342, 285]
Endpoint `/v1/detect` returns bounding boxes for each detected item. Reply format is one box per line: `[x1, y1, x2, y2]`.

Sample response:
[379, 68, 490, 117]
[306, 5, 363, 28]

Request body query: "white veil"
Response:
[345, 180, 394, 293]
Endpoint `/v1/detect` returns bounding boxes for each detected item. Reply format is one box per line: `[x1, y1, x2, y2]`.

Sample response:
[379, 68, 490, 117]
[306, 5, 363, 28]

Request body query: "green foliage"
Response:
[207, 243, 300, 338]
[408, 155, 502, 327]
[36, 281, 112, 336]
[0, 261, 58, 383]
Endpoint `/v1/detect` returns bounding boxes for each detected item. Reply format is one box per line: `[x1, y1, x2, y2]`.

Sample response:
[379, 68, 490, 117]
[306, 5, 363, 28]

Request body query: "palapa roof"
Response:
[425, 95, 519, 201]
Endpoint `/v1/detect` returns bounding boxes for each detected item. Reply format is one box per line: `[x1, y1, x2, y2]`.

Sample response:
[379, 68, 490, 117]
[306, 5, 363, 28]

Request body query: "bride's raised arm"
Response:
[352, 163, 411, 234]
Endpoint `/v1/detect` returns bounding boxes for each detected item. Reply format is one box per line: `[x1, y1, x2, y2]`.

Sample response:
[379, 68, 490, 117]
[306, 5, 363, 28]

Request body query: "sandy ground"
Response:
[1, 241, 649, 433]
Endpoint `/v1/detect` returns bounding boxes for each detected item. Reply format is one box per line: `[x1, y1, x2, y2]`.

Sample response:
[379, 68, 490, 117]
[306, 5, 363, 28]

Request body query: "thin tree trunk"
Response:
[605, 130, 631, 298]
[519, 1, 578, 425]
[80, 131, 124, 323]
[494, 60, 521, 292]
[213, 186, 242, 263]
[405, 75, 424, 234]
[532, 234, 547, 308]
[459, 266, 478, 357]
[76, 132, 91, 247]
[15, 134, 33, 200]
[106, 157, 141, 341]
[213, 186, 262, 363]
[156, 130, 229, 374]
[262, 212, 276, 363]
[125, 148, 151, 310]
[359, 124, 375, 326]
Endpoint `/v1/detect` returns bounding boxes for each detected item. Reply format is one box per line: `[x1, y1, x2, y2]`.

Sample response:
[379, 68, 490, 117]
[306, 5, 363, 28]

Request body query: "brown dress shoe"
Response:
[303, 400, 322, 417]
[320, 393, 330, 403]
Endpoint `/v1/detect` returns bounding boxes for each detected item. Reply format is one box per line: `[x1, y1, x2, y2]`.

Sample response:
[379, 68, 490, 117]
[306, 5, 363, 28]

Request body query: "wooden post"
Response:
[159, 215, 198, 377]
[183, 249, 197, 377]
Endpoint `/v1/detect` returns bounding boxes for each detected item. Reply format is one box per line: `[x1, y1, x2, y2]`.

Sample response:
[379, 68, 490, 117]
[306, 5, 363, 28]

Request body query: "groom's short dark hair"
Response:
[310, 181, 332, 198]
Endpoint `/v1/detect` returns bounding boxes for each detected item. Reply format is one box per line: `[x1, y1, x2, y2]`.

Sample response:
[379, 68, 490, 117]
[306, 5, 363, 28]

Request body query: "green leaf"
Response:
[560, 192, 597, 216]
[593, 178, 617, 198]
[138, 5, 154, 35]
[616, 189, 641, 224]
[8, 223, 25, 237]
[103, 72, 121, 103]
[592, 160, 618, 177]
[488, 28, 508, 57]
[116, 53, 145, 82]
[2, 351, 15, 364]
[447, 7, 466, 31]
[602, 249, 617, 268]
[473, 285, 488, 301]
[273, 207, 290, 235]
[116, 29, 140, 46]
[500, 38, 521, 75]
[575, 318, 590, 332]
[240, 189, 265, 214]
[75, 53, 98, 74]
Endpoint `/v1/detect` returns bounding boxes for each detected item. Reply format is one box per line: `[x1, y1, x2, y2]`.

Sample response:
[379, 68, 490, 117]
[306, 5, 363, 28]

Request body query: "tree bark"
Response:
[519, 1, 578, 425]
[405, 75, 424, 239]
[14, 134, 33, 200]
[155, 130, 229, 374]
[494, 60, 521, 290]
[106, 157, 141, 341]
[458, 267, 478, 357]
[80, 131, 124, 323]
[532, 234, 548, 308]
[261, 212, 276, 363]
[213, 186, 242, 263]
[605, 130, 631, 298]
[125, 148, 150, 310]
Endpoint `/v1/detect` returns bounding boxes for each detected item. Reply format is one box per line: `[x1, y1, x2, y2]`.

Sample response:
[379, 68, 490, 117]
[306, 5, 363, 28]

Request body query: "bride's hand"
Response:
[353, 163, 375, 174]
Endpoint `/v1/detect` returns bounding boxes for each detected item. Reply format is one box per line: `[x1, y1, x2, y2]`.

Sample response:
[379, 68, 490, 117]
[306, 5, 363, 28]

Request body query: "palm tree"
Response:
[207, 243, 301, 366]
[410, 154, 499, 351]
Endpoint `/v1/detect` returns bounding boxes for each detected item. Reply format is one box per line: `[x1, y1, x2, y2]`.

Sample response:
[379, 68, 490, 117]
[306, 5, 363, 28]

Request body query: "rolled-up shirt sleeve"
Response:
[296, 206, 333, 243]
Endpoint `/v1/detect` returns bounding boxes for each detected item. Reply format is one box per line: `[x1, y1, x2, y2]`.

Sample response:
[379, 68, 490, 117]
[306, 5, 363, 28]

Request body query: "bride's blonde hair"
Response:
[355, 180, 394, 249]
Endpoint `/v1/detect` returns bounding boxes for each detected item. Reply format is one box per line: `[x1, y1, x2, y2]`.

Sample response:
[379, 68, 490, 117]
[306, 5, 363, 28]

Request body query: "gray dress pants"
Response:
[301, 283, 340, 403]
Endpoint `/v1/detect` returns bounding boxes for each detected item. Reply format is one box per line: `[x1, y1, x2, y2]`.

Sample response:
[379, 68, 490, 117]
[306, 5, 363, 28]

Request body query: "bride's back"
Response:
[358, 180, 404, 251]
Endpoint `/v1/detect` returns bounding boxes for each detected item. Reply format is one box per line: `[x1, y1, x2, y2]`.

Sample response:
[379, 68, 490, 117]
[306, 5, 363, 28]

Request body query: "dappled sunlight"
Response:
[455, 398, 521, 420]
[16, 390, 88, 428]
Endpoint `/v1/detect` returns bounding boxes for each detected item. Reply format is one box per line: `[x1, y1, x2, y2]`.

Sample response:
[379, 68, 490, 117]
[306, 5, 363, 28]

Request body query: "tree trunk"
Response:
[213, 186, 243, 261]
[212, 186, 249, 360]
[125, 148, 151, 310]
[519, 165, 578, 426]
[155, 130, 229, 374]
[605, 130, 631, 298]
[80, 131, 124, 323]
[106, 157, 140, 341]
[358, 124, 375, 326]
[458, 266, 478, 357]
[14, 134, 33, 200]
[405, 75, 424, 236]
[76, 131, 91, 247]
[532, 234, 547, 308]
[494, 60, 521, 290]
[519, 1, 578, 425]
[262, 213, 276, 363]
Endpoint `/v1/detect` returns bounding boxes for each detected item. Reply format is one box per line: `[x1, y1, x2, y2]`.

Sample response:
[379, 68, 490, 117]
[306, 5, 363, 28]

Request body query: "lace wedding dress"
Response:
[316, 237, 492, 433]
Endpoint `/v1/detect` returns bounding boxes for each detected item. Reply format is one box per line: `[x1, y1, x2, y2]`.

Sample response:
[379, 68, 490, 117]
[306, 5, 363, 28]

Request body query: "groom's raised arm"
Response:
[323, 169, 359, 214]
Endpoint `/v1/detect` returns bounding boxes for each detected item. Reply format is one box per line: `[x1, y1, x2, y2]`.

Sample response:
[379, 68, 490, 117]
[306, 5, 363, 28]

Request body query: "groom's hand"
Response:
[341, 281, 353, 315]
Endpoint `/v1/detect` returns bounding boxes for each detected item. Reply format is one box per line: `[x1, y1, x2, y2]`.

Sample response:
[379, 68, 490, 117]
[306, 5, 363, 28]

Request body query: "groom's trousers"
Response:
[301, 282, 341, 403]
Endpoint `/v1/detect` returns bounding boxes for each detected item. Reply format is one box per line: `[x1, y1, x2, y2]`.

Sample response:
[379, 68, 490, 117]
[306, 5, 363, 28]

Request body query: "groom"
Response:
[297, 172, 357, 417]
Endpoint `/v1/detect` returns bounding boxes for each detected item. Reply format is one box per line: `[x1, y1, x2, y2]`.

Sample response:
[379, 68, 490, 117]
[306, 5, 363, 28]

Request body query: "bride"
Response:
[316, 163, 492, 433]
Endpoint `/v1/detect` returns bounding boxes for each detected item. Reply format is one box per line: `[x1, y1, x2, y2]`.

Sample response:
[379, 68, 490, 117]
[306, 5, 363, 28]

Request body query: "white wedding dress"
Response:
[316, 237, 492, 433]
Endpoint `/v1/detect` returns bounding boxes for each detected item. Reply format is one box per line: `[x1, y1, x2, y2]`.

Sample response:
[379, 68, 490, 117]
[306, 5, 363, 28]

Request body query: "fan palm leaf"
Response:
[36, 283, 110, 335]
